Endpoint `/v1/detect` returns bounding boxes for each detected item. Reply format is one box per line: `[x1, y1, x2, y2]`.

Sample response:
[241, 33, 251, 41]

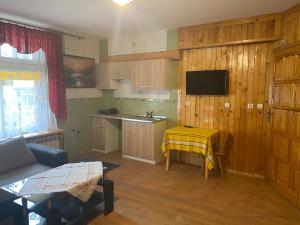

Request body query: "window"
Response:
[0, 44, 57, 139]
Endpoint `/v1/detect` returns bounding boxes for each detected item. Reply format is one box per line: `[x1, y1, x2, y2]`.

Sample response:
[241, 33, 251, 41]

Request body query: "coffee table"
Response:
[1, 161, 118, 225]
[0, 188, 22, 225]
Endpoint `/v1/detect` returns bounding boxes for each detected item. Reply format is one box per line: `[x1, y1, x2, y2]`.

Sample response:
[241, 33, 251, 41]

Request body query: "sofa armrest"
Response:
[27, 143, 68, 168]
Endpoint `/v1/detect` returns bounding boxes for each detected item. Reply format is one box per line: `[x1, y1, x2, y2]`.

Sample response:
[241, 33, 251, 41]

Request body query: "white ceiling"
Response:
[0, 0, 298, 38]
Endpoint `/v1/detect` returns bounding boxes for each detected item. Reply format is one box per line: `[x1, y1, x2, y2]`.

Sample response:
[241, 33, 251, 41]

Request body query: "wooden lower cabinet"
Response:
[122, 120, 166, 164]
[91, 116, 120, 153]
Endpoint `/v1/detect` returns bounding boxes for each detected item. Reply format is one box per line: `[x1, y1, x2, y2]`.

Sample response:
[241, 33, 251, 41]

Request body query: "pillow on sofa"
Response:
[0, 136, 36, 174]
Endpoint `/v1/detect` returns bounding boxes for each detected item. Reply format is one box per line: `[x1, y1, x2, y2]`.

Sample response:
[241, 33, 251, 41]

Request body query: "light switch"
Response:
[224, 102, 230, 108]
[247, 103, 254, 109]
[257, 104, 264, 109]
[186, 101, 191, 106]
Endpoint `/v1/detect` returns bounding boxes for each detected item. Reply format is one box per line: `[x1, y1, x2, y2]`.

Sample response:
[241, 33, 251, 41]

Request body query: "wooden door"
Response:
[268, 53, 300, 208]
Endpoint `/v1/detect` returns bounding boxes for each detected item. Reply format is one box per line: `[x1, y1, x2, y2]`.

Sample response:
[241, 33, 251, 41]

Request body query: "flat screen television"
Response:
[186, 70, 229, 96]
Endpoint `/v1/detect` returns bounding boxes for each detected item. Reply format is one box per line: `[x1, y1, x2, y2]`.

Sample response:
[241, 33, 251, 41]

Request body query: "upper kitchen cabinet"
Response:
[131, 59, 173, 91]
[109, 62, 131, 80]
[109, 30, 167, 55]
[96, 63, 118, 90]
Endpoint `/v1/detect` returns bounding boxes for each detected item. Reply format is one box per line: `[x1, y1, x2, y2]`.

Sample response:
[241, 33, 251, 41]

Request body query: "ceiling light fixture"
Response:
[112, 0, 133, 6]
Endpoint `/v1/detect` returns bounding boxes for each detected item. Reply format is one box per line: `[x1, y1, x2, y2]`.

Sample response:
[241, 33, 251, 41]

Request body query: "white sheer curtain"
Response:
[0, 44, 57, 139]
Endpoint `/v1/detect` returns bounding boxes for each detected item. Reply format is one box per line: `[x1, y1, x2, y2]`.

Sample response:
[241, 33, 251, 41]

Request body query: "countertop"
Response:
[89, 113, 167, 123]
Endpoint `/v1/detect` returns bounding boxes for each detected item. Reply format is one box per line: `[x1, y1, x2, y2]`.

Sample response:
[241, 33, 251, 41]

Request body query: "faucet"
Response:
[146, 111, 155, 118]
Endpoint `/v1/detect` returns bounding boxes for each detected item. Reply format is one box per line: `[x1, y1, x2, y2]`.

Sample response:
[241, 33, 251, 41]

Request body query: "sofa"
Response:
[0, 136, 68, 225]
[0, 136, 68, 187]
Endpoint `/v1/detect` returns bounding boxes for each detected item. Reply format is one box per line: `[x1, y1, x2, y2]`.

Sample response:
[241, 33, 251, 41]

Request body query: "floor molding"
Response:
[226, 169, 264, 179]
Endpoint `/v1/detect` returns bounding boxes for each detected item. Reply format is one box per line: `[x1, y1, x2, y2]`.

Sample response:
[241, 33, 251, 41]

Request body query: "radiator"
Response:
[25, 131, 64, 149]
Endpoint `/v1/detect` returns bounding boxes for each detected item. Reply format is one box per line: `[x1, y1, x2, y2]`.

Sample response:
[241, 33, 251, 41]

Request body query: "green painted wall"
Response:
[59, 31, 179, 158]
[167, 29, 178, 50]
[99, 39, 108, 57]
[102, 89, 178, 128]
[100, 29, 179, 128]
[58, 98, 106, 158]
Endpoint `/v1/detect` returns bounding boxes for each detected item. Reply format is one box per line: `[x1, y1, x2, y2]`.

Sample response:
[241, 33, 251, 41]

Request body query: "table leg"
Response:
[21, 198, 29, 225]
[205, 157, 209, 179]
[166, 153, 170, 171]
[176, 151, 181, 163]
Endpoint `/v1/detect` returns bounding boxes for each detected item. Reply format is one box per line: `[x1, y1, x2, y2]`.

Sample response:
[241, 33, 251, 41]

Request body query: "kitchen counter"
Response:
[89, 113, 167, 123]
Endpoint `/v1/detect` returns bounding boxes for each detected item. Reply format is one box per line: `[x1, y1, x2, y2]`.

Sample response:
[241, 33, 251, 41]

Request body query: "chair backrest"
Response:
[219, 131, 229, 155]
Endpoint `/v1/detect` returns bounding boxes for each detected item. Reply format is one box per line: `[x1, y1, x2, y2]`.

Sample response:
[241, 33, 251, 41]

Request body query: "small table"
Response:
[0, 188, 22, 225]
[1, 161, 119, 225]
[161, 127, 220, 179]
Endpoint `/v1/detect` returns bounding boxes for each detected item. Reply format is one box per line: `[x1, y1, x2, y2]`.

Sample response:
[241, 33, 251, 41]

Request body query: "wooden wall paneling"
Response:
[255, 44, 267, 173]
[263, 43, 274, 177]
[179, 42, 272, 174]
[244, 44, 253, 173]
[178, 14, 281, 50]
[233, 45, 243, 171]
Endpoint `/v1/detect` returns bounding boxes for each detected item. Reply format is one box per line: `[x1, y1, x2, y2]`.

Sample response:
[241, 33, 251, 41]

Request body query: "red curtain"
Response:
[0, 22, 67, 120]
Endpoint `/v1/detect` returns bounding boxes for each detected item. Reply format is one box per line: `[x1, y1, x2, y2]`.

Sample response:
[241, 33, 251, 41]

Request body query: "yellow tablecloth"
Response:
[161, 127, 220, 170]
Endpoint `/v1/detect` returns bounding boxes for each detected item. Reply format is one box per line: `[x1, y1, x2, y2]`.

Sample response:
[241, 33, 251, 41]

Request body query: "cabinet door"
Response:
[92, 118, 105, 150]
[122, 121, 138, 156]
[150, 59, 170, 90]
[131, 61, 147, 90]
[138, 123, 154, 160]
[141, 60, 152, 90]
[96, 63, 109, 89]
[131, 61, 139, 90]
[119, 62, 131, 80]
[133, 33, 145, 53]
[109, 62, 120, 79]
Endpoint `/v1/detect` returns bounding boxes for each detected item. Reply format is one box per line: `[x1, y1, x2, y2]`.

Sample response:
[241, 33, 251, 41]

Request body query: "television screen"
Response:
[186, 70, 229, 96]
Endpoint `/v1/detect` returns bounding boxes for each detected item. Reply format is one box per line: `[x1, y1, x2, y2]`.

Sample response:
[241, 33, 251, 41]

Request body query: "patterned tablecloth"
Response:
[161, 127, 220, 170]
[18, 161, 103, 202]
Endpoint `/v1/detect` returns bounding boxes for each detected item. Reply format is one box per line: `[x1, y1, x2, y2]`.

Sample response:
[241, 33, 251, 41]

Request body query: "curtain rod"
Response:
[0, 18, 84, 40]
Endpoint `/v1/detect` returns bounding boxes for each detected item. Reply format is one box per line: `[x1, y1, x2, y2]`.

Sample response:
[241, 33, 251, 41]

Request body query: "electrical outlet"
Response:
[247, 103, 254, 109]
[224, 102, 230, 108]
[257, 103, 264, 110]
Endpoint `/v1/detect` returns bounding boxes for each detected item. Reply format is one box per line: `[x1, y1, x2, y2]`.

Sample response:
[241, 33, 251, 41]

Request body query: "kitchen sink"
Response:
[132, 115, 166, 122]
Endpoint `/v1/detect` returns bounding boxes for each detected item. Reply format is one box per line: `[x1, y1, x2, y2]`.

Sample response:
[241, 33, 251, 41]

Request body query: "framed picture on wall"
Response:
[63, 55, 96, 88]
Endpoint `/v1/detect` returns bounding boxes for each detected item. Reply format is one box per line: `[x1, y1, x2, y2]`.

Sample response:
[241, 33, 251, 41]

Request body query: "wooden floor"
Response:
[75, 151, 300, 225]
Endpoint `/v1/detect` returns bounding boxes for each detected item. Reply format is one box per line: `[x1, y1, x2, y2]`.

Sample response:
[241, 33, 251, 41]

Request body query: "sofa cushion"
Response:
[0, 163, 51, 187]
[0, 136, 36, 174]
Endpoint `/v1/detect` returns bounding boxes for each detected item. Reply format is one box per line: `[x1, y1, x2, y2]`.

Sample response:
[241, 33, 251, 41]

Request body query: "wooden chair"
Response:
[201, 132, 229, 177]
[216, 131, 229, 177]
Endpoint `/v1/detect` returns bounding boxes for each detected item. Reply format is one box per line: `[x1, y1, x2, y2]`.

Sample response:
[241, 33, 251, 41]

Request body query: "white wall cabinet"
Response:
[122, 120, 166, 164]
[109, 30, 167, 55]
[91, 117, 120, 153]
